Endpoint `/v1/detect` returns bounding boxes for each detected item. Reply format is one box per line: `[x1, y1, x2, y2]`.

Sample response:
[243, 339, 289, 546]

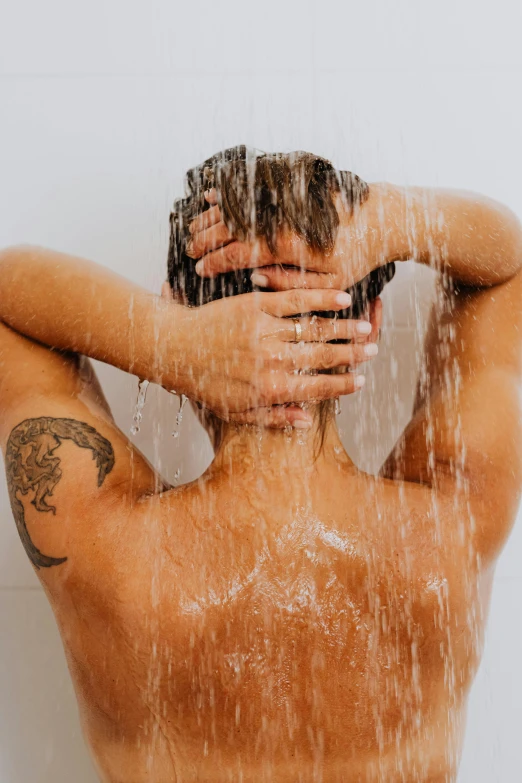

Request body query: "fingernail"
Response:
[356, 321, 372, 335]
[364, 343, 379, 357]
[195, 261, 203, 275]
[251, 273, 269, 287]
[336, 292, 352, 307]
[293, 419, 313, 429]
[355, 374, 366, 388]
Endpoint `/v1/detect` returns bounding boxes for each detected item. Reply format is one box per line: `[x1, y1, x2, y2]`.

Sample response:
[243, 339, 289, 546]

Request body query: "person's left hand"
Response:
[227, 295, 383, 429]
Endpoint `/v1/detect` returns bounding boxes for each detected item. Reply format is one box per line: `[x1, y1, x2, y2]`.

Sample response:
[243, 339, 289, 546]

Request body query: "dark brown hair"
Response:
[168, 145, 395, 319]
[167, 146, 395, 438]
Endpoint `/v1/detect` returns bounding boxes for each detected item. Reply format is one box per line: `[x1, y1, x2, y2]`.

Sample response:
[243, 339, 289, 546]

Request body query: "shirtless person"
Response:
[0, 148, 521, 783]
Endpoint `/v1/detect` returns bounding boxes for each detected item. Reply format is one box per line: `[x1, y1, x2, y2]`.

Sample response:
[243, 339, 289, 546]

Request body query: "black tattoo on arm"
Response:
[6, 417, 115, 570]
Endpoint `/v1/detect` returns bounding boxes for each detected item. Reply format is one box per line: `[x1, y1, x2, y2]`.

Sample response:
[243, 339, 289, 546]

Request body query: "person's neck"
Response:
[210, 417, 356, 482]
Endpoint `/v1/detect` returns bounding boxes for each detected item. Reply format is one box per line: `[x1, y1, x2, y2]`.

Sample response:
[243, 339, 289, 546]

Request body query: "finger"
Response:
[229, 404, 313, 429]
[279, 315, 373, 343]
[261, 288, 352, 317]
[285, 342, 378, 371]
[369, 297, 383, 343]
[251, 266, 334, 291]
[195, 240, 275, 277]
[189, 205, 222, 236]
[186, 221, 234, 258]
[273, 372, 367, 404]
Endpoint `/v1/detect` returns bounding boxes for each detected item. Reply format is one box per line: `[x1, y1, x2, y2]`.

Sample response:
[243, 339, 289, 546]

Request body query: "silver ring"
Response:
[293, 318, 303, 343]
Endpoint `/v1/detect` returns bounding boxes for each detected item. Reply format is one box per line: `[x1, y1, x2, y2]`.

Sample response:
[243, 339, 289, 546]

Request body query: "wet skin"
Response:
[55, 442, 488, 783]
[1, 188, 521, 780]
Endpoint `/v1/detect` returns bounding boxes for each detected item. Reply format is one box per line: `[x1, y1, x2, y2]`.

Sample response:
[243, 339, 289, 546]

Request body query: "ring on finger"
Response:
[293, 318, 303, 343]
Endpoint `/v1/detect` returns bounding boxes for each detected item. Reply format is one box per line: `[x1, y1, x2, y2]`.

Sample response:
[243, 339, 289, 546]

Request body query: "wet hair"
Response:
[168, 145, 395, 320]
[167, 146, 395, 439]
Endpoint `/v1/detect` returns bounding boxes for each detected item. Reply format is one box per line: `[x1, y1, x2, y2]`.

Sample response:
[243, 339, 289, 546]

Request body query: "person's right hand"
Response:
[168, 286, 379, 428]
[186, 189, 381, 292]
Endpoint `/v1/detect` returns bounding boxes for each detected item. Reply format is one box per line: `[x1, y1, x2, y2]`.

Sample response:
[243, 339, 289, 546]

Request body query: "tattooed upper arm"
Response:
[6, 417, 115, 569]
[0, 321, 161, 574]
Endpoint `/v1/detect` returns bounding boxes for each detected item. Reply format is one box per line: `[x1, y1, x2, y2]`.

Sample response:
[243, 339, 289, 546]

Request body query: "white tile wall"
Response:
[459, 577, 522, 783]
[1, 0, 521, 76]
[1, 1, 521, 780]
[0, 592, 97, 782]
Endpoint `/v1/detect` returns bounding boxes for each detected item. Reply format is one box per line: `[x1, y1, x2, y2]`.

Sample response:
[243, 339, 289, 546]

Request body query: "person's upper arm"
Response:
[0, 320, 159, 581]
[382, 269, 522, 563]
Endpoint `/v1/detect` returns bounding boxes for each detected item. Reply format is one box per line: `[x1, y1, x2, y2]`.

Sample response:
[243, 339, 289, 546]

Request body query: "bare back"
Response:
[1, 251, 521, 782]
[53, 454, 490, 783]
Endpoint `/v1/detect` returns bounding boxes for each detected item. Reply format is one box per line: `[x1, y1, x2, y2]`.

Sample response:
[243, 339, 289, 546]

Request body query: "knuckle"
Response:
[310, 319, 323, 341]
[316, 378, 331, 399]
[283, 349, 296, 370]
[185, 239, 197, 258]
[258, 374, 277, 403]
[224, 243, 237, 262]
[320, 345, 335, 368]
[289, 290, 305, 313]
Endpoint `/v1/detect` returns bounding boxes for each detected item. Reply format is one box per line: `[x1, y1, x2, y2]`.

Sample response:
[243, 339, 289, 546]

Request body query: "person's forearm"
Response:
[0, 246, 185, 389]
[370, 183, 522, 286]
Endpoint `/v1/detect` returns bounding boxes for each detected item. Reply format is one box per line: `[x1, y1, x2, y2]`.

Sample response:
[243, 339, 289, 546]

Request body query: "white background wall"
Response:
[1, 1, 521, 780]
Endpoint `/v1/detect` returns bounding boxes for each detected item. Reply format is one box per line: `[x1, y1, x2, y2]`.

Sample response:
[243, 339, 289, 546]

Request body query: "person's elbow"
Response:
[479, 196, 522, 278]
[0, 244, 38, 264]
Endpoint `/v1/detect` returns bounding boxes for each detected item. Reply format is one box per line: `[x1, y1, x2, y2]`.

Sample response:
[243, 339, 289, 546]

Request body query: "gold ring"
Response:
[293, 318, 303, 343]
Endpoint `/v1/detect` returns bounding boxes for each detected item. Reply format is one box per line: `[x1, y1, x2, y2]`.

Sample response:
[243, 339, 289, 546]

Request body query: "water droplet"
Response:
[171, 392, 188, 437]
[176, 394, 188, 426]
[130, 379, 149, 435]
[334, 397, 341, 416]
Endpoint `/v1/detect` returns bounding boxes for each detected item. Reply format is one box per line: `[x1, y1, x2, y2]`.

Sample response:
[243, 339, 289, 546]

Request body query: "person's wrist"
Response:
[366, 182, 416, 267]
[157, 300, 196, 398]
